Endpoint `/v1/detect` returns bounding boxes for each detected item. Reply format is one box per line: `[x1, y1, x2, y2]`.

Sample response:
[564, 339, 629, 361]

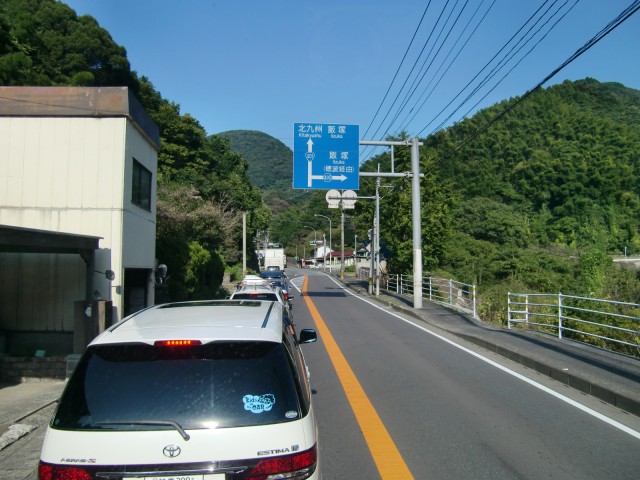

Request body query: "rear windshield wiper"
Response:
[95, 419, 190, 440]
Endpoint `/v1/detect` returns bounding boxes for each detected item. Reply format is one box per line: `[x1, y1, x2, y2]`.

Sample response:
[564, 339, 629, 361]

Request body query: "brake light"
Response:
[245, 445, 317, 480]
[282, 292, 289, 300]
[154, 340, 202, 347]
[38, 462, 92, 480]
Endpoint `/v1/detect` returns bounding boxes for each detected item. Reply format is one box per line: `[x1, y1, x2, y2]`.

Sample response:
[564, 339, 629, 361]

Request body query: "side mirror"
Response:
[299, 329, 317, 344]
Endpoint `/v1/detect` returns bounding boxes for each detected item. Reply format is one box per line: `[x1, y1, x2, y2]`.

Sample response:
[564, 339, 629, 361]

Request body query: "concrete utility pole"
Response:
[359, 138, 423, 309]
[410, 137, 422, 308]
[304, 226, 317, 260]
[354, 234, 358, 265]
[242, 212, 247, 276]
[340, 210, 345, 279]
[314, 214, 332, 272]
[375, 176, 381, 296]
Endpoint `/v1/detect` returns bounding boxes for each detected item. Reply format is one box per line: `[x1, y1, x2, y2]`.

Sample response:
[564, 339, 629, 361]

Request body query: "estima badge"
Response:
[163, 444, 181, 458]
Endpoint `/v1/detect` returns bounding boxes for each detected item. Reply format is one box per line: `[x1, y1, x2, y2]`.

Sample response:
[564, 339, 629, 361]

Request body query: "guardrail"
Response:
[508, 293, 640, 357]
[379, 273, 477, 318]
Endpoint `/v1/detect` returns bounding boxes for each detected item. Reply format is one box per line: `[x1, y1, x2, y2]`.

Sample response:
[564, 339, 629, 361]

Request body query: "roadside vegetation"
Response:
[1, 0, 271, 300]
[3, 0, 639, 339]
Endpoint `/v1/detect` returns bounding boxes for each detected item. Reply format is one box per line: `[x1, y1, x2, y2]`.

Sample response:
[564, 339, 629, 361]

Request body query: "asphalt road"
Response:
[4, 269, 639, 480]
[291, 269, 640, 480]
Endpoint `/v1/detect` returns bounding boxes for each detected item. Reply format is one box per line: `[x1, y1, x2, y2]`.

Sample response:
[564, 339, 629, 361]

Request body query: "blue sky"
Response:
[63, 0, 639, 152]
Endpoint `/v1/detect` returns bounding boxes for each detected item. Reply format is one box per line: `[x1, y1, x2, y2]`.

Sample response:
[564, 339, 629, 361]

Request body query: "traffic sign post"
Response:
[293, 123, 359, 190]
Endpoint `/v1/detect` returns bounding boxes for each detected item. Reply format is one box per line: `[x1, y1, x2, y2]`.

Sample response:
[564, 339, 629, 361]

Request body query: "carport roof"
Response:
[0, 225, 100, 254]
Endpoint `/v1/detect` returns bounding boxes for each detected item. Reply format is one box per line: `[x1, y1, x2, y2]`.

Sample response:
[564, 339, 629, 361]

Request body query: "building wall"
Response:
[121, 121, 158, 309]
[0, 115, 157, 337]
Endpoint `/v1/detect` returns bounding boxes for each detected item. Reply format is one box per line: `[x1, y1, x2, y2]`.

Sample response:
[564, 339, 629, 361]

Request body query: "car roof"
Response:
[259, 270, 285, 278]
[233, 283, 280, 294]
[90, 300, 284, 346]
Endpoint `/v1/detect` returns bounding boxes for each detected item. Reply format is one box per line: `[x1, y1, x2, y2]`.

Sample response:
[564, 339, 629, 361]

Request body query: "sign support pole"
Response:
[411, 137, 423, 308]
[358, 138, 423, 309]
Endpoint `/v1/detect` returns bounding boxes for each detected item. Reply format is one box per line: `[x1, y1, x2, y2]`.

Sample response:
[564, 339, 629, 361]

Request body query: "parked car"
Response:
[230, 282, 295, 333]
[38, 300, 319, 480]
[260, 269, 287, 280]
[269, 278, 294, 308]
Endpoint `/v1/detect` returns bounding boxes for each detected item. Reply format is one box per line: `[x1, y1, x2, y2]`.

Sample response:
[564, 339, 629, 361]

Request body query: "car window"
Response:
[282, 331, 311, 412]
[232, 293, 279, 301]
[52, 342, 303, 432]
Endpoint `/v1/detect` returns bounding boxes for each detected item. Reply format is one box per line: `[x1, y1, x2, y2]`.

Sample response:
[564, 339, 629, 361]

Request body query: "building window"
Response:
[132, 159, 151, 210]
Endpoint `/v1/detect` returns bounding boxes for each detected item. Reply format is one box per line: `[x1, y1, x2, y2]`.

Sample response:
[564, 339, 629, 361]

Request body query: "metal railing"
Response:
[383, 273, 477, 318]
[508, 293, 640, 357]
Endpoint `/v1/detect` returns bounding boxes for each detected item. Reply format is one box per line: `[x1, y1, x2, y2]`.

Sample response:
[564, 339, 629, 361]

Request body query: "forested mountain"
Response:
[3, 0, 638, 320]
[1, 0, 271, 299]
[353, 78, 640, 322]
[218, 130, 301, 214]
[427, 78, 640, 252]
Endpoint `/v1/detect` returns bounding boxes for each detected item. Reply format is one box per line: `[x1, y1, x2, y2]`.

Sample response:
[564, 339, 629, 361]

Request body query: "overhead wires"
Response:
[360, 0, 639, 165]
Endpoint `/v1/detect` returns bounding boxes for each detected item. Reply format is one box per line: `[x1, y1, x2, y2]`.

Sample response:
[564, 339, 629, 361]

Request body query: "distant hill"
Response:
[217, 130, 300, 213]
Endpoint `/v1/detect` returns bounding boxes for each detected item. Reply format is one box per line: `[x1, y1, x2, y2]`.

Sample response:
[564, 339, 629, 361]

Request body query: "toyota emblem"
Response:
[163, 444, 181, 458]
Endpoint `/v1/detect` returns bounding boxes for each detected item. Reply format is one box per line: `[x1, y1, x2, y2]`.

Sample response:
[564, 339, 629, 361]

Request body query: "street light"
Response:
[314, 214, 332, 272]
[304, 226, 317, 261]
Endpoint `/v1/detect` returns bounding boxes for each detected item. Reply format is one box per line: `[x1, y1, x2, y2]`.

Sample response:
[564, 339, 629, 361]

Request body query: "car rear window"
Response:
[232, 293, 279, 301]
[52, 342, 303, 432]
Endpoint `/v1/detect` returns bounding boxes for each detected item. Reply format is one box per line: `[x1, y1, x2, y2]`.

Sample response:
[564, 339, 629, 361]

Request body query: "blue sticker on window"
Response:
[243, 394, 276, 414]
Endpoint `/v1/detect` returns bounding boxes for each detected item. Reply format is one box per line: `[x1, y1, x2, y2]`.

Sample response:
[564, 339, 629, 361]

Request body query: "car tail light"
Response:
[244, 445, 317, 480]
[38, 462, 92, 480]
[154, 340, 202, 347]
[282, 292, 289, 301]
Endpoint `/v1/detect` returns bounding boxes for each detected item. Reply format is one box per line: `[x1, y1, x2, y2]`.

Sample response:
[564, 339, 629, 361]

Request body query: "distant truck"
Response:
[259, 242, 286, 270]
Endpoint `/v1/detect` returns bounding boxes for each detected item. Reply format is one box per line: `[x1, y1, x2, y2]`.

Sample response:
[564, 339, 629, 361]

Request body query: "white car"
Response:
[38, 300, 319, 480]
[229, 283, 296, 338]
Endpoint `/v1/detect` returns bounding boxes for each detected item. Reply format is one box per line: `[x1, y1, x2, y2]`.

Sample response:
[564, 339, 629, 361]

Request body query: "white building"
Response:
[0, 87, 160, 355]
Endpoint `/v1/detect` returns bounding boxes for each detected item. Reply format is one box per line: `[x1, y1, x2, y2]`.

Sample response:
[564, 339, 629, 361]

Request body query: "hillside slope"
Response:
[424, 78, 640, 252]
[217, 130, 298, 213]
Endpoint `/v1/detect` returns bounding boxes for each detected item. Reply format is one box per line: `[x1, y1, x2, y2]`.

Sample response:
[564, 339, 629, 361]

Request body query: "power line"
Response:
[410, 0, 556, 138]
[398, 0, 496, 134]
[367, 0, 453, 144]
[456, 0, 580, 124]
[361, 1, 433, 142]
[361, 0, 454, 164]
[384, 0, 472, 138]
[425, 0, 575, 135]
[443, 0, 640, 155]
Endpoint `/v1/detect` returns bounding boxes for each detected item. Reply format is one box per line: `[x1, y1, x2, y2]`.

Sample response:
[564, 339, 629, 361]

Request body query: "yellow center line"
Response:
[302, 276, 414, 479]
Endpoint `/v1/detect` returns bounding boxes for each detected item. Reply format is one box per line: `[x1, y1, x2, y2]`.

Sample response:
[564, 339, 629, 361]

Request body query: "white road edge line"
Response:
[320, 274, 640, 440]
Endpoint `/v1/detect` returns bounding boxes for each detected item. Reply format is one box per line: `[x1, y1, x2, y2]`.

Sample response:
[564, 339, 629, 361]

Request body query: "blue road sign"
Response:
[293, 123, 359, 190]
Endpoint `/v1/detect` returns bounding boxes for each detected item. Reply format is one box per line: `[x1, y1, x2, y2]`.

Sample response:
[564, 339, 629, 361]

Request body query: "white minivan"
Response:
[38, 300, 319, 480]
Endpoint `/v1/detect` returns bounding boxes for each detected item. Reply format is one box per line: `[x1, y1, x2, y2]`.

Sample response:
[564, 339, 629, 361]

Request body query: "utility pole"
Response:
[242, 212, 247, 276]
[314, 214, 332, 273]
[263, 229, 268, 271]
[304, 226, 317, 261]
[340, 210, 345, 279]
[354, 234, 358, 269]
[410, 137, 422, 308]
[375, 176, 381, 296]
[358, 138, 423, 308]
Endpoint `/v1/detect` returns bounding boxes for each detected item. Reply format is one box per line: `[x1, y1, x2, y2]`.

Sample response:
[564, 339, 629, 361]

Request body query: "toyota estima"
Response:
[39, 300, 319, 480]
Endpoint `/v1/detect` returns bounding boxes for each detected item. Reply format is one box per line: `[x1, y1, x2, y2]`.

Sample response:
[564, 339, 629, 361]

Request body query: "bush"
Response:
[478, 279, 527, 326]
